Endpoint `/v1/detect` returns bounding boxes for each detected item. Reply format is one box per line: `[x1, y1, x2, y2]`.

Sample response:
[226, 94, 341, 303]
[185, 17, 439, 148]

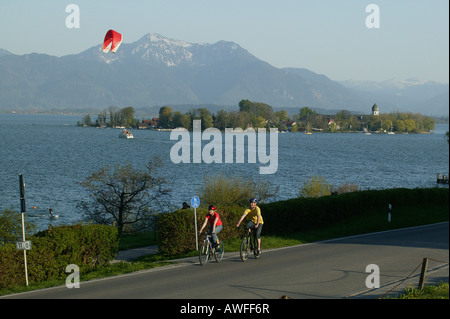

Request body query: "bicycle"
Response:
[239, 226, 261, 261]
[199, 232, 224, 266]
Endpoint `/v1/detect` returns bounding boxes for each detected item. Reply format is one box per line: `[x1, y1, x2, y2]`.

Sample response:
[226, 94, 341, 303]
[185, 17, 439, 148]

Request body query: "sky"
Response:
[0, 0, 448, 83]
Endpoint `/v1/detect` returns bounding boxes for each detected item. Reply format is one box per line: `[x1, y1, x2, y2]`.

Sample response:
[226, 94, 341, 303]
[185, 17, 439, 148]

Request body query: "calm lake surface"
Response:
[0, 114, 448, 231]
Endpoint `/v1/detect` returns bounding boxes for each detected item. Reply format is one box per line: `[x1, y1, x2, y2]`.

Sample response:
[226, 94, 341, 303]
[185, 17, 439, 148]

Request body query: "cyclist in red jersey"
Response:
[199, 205, 223, 248]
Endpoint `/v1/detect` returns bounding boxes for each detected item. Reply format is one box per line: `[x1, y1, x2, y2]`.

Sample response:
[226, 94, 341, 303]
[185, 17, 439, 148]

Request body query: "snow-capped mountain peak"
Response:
[130, 33, 194, 66]
[81, 32, 257, 67]
[140, 33, 193, 48]
[78, 33, 197, 66]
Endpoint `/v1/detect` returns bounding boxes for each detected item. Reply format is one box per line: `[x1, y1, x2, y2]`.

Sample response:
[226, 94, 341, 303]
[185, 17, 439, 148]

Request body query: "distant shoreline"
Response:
[2, 110, 449, 133]
[81, 125, 439, 135]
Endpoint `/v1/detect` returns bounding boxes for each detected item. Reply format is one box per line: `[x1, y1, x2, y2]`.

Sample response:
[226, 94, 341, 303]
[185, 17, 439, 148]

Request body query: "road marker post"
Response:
[418, 258, 429, 290]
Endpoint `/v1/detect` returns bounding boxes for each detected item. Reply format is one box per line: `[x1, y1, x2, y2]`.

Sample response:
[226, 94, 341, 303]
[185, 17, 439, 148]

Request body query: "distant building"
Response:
[282, 120, 297, 129]
[138, 117, 160, 129]
[372, 103, 380, 116]
[137, 120, 149, 129]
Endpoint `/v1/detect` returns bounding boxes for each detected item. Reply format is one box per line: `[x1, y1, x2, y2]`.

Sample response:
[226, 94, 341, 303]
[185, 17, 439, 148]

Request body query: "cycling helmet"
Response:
[249, 198, 258, 203]
[208, 205, 216, 210]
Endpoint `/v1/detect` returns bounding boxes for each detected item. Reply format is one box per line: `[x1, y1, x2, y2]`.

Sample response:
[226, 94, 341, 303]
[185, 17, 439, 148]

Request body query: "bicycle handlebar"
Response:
[201, 232, 215, 238]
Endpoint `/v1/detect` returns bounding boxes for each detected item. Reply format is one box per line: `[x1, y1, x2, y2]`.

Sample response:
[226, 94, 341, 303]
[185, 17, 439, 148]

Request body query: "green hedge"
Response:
[157, 188, 448, 255]
[157, 207, 243, 255]
[0, 224, 118, 289]
[260, 188, 449, 235]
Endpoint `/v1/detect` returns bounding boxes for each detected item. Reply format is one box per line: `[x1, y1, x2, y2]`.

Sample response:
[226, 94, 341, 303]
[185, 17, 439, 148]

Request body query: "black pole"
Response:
[19, 174, 26, 213]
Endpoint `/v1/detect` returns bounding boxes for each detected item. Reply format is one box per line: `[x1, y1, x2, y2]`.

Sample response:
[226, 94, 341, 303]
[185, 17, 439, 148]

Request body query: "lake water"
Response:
[0, 113, 448, 231]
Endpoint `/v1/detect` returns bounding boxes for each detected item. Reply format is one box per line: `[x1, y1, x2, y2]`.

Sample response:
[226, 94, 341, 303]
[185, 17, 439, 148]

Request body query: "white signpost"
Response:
[191, 196, 200, 250]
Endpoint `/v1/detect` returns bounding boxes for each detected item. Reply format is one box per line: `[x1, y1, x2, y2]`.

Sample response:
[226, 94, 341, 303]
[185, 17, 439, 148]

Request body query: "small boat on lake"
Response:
[305, 123, 312, 134]
[119, 129, 134, 139]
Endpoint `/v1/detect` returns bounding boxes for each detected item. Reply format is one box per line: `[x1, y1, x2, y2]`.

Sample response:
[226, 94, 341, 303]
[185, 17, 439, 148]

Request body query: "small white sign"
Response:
[16, 241, 32, 250]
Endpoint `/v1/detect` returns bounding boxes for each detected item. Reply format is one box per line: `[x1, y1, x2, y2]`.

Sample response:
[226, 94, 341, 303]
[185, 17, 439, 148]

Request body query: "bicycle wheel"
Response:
[214, 242, 224, 263]
[240, 236, 250, 261]
[199, 242, 210, 265]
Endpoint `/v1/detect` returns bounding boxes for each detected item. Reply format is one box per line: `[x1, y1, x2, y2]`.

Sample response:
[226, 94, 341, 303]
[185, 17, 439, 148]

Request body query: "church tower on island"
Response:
[372, 103, 380, 116]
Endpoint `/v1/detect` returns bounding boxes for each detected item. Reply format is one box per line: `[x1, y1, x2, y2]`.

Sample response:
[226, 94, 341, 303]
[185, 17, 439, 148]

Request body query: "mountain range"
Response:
[0, 33, 448, 116]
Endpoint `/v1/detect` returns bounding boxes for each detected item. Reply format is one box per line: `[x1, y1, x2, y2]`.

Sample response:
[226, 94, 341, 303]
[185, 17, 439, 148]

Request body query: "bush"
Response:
[299, 176, 332, 198]
[0, 209, 36, 245]
[157, 207, 243, 255]
[333, 183, 359, 195]
[200, 173, 278, 207]
[0, 224, 118, 289]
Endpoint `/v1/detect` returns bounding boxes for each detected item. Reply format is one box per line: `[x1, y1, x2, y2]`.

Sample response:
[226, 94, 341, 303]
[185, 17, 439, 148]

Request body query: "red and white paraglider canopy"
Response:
[102, 29, 123, 53]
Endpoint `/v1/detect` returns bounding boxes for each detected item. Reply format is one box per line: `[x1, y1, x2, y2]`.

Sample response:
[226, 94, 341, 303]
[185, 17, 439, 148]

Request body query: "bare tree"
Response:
[79, 157, 170, 235]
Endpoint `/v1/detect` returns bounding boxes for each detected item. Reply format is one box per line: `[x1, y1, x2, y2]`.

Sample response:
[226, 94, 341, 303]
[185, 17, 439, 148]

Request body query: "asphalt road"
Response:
[3, 222, 448, 300]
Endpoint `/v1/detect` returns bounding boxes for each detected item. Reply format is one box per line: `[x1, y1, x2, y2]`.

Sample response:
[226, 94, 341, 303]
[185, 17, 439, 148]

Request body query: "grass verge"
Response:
[393, 282, 449, 299]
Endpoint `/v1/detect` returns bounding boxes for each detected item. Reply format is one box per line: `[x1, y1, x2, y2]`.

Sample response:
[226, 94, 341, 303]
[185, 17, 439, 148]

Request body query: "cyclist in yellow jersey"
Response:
[236, 198, 263, 256]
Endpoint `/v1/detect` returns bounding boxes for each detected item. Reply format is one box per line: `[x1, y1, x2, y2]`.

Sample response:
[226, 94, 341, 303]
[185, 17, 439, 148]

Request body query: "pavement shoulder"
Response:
[112, 245, 159, 263]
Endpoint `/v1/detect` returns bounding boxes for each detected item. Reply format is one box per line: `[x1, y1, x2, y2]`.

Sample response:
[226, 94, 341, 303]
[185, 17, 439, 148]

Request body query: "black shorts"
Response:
[245, 220, 263, 239]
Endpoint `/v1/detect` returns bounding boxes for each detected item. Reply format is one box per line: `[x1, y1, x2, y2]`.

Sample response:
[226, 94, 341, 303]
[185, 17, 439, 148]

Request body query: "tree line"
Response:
[302, 108, 436, 133]
[77, 106, 138, 128]
[158, 100, 290, 131]
[78, 100, 436, 133]
[157, 99, 436, 133]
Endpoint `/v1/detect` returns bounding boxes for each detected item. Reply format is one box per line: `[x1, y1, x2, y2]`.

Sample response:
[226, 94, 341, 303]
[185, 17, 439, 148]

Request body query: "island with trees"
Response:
[77, 99, 436, 134]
